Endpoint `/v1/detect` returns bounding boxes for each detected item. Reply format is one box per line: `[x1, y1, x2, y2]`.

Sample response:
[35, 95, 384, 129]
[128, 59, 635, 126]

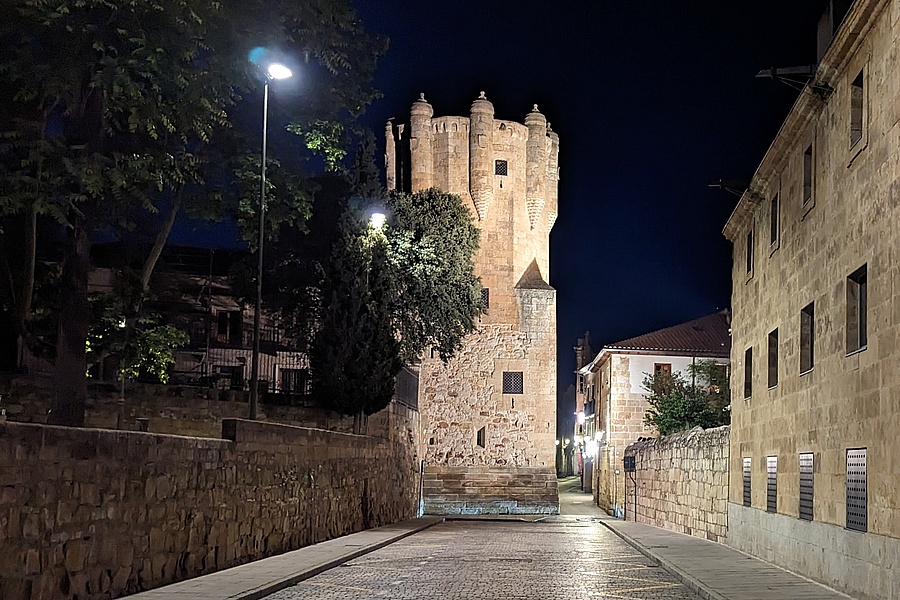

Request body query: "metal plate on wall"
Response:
[766, 456, 777, 513]
[846, 448, 867, 532]
[742, 457, 751, 507]
[799, 452, 814, 521]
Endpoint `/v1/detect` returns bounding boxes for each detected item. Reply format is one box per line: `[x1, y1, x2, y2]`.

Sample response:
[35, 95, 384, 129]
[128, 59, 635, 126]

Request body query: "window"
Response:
[769, 194, 779, 247]
[767, 329, 779, 388]
[476, 426, 486, 448]
[280, 368, 310, 395]
[742, 457, 752, 507]
[654, 363, 672, 377]
[481, 287, 490, 310]
[495, 160, 508, 176]
[850, 69, 864, 148]
[502, 371, 524, 394]
[800, 303, 815, 374]
[746, 229, 754, 275]
[802, 145, 814, 207]
[216, 310, 243, 345]
[766, 456, 777, 513]
[846, 448, 867, 532]
[799, 452, 814, 521]
[847, 265, 867, 354]
[743, 347, 753, 398]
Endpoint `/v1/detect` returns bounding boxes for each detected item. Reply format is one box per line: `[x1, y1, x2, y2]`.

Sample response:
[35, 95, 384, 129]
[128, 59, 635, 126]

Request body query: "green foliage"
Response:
[642, 360, 730, 436]
[86, 293, 189, 383]
[287, 119, 347, 172]
[308, 187, 483, 416]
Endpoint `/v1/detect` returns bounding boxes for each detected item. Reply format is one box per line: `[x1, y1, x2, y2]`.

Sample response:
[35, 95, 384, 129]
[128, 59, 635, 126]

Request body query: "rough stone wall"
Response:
[387, 93, 559, 514]
[624, 426, 729, 542]
[723, 2, 900, 598]
[0, 377, 362, 438]
[421, 466, 558, 515]
[0, 412, 419, 600]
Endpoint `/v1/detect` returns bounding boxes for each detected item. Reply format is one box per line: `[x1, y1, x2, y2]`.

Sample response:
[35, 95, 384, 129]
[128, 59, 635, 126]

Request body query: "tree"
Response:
[0, 0, 385, 425]
[307, 186, 484, 418]
[642, 360, 730, 436]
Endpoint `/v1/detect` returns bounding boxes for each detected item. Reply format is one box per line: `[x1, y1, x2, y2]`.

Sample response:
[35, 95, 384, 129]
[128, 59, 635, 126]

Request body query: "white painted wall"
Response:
[626, 354, 726, 394]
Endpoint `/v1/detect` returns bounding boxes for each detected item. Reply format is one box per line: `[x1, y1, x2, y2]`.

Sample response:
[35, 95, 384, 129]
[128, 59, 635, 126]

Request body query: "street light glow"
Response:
[370, 211, 386, 230]
[267, 63, 292, 80]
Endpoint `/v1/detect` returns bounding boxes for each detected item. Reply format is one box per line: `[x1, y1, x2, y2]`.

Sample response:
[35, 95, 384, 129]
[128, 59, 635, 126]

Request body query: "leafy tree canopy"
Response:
[642, 360, 730, 436]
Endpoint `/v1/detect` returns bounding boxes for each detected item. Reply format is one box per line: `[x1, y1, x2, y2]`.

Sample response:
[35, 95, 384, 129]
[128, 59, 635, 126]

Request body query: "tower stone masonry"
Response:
[386, 92, 559, 514]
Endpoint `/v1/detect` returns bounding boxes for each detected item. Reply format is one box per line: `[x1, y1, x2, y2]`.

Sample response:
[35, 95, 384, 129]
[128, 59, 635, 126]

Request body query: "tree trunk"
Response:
[137, 189, 182, 309]
[16, 203, 37, 328]
[49, 220, 90, 427]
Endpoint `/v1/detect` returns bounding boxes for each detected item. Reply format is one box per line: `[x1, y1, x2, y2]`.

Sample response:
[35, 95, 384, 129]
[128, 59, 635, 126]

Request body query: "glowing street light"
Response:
[249, 61, 293, 421]
[370, 211, 386, 230]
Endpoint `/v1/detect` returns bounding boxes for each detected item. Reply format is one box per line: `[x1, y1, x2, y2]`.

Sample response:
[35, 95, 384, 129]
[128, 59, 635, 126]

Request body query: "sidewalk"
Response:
[127, 517, 442, 600]
[557, 476, 852, 599]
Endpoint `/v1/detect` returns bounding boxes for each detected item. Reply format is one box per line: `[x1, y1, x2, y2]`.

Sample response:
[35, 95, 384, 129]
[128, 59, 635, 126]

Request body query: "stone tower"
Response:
[386, 92, 560, 514]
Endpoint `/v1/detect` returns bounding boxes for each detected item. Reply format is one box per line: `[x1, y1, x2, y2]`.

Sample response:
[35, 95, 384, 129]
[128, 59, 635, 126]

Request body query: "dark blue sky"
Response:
[354, 1, 827, 402]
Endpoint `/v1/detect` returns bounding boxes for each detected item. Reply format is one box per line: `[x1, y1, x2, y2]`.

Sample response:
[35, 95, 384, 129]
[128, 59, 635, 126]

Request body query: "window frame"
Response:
[800, 302, 815, 375]
[802, 143, 815, 214]
[502, 371, 524, 395]
[769, 193, 780, 252]
[767, 329, 779, 389]
[846, 264, 868, 355]
[743, 347, 753, 399]
[745, 229, 755, 279]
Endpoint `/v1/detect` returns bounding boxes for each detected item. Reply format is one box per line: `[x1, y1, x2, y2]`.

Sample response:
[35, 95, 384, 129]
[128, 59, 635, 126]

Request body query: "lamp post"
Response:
[249, 62, 292, 421]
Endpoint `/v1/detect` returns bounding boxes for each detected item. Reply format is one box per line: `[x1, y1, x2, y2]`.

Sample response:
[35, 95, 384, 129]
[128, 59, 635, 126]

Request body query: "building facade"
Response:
[578, 311, 731, 516]
[386, 93, 559, 514]
[722, 1, 900, 597]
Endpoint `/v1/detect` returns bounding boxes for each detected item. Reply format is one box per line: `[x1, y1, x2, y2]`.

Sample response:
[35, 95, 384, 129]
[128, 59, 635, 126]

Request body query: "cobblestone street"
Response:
[263, 518, 701, 600]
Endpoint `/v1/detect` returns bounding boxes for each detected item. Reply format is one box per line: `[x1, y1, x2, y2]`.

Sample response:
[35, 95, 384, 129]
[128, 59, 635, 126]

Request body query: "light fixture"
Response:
[266, 63, 292, 80]
[370, 211, 386, 230]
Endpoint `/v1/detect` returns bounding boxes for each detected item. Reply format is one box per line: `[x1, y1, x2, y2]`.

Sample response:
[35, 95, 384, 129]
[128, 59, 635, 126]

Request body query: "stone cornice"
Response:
[723, 0, 891, 242]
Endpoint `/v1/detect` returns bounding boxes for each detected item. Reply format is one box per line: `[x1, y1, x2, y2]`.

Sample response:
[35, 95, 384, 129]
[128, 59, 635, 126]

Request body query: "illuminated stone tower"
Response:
[386, 92, 559, 514]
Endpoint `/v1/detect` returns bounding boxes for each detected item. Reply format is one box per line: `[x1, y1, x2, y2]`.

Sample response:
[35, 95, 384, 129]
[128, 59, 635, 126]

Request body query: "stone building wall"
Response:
[722, 1, 900, 598]
[624, 426, 729, 542]
[0, 410, 419, 600]
[386, 92, 559, 514]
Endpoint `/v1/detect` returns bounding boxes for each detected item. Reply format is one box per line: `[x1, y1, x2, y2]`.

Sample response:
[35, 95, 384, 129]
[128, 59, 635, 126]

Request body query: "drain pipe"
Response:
[417, 459, 425, 517]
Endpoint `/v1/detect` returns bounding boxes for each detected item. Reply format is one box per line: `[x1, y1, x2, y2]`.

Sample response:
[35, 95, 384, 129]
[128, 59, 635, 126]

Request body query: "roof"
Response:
[596, 310, 731, 365]
[607, 309, 731, 355]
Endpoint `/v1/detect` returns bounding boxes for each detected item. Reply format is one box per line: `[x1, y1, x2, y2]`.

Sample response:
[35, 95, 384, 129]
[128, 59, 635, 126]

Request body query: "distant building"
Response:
[386, 92, 559, 514]
[578, 311, 731, 516]
[722, 0, 899, 597]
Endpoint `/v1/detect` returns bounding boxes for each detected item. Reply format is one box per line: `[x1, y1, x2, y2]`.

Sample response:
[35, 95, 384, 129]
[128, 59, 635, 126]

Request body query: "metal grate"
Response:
[799, 452, 814, 521]
[766, 456, 777, 513]
[481, 287, 490, 310]
[846, 448, 867, 532]
[502, 371, 524, 394]
[495, 160, 508, 176]
[742, 457, 752, 507]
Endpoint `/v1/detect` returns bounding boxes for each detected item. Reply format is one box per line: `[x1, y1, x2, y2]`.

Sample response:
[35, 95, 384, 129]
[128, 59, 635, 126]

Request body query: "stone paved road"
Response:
[264, 518, 702, 600]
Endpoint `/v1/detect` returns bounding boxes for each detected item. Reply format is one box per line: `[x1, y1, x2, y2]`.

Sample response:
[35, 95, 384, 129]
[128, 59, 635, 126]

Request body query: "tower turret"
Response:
[469, 91, 494, 220]
[385, 118, 397, 191]
[525, 105, 548, 229]
[409, 93, 434, 192]
[546, 123, 560, 229]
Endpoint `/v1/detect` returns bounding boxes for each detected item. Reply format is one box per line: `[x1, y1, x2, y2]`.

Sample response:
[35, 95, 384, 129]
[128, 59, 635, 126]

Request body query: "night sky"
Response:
[354, 0, 828, 415]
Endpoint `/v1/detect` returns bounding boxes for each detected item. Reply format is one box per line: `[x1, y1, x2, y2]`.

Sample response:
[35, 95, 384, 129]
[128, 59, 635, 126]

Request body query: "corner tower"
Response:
[386, 92, 560, 514]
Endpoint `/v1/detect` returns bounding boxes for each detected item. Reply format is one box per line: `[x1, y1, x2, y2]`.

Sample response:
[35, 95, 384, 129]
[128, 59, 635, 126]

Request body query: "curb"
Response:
[232, 517, 443, 600]
[595, 520, 728, 600]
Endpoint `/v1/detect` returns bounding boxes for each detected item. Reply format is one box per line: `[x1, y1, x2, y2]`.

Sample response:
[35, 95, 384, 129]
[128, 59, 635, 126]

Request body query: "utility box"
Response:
[623, 455, 636, 472]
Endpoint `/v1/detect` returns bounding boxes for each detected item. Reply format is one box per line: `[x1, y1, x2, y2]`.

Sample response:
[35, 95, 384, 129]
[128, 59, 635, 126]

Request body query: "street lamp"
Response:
[249, 62, 293, 421]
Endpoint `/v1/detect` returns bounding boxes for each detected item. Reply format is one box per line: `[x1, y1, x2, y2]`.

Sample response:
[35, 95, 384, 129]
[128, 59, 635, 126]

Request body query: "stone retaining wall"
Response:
[0, 408, 419, 600]
[623, 426, 729, 542]
[422, 465, 558, 515]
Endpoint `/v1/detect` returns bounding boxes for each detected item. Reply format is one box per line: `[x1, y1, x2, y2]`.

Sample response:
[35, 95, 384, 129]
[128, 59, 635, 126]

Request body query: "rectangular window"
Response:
[847, 265, 868, 354]
[769, 194, 779, 247]
[654, 363, 672, 377]
[767, 329, 779, 388]
[766, 456, 778, 513]
[481, 287, 490, 310]
[850, 69, 864, 148]
[495, 160, 508, 176]
[742, 457, 752, 507]
[216, 310, 243, 345]
[799, 452, 814, 521]
[803, 145, 814, 206]
[280, 368, 310, 395]
[502, 371, 524, 394]
[800, 303, 815, 374]
[846, 448, 867, 532]
[744, 347, 753, 399]
[746, 229, 754, 275]
[476, 426, 486, 448]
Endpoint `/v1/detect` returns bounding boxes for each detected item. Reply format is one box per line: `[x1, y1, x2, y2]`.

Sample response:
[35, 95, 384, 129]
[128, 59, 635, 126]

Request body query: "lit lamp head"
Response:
[266, 63, 292, 80]
[585, 439, 599, 458]
[577, 411, 586, 425]
[370, 211, 386, 230]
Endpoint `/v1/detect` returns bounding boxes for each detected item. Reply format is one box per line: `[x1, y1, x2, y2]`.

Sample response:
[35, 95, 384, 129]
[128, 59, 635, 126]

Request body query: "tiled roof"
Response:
[604, 310, 731, 357]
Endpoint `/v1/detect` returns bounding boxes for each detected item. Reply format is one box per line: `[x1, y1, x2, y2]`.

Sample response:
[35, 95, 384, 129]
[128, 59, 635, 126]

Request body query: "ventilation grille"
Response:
[495, 160, 508, 176]
[502, 371, 523, 395]
[846, 448, 867, 532]
[742, 457, 751, 507]
[766, 456, 777, 513]
[799, 453, 814, 521]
